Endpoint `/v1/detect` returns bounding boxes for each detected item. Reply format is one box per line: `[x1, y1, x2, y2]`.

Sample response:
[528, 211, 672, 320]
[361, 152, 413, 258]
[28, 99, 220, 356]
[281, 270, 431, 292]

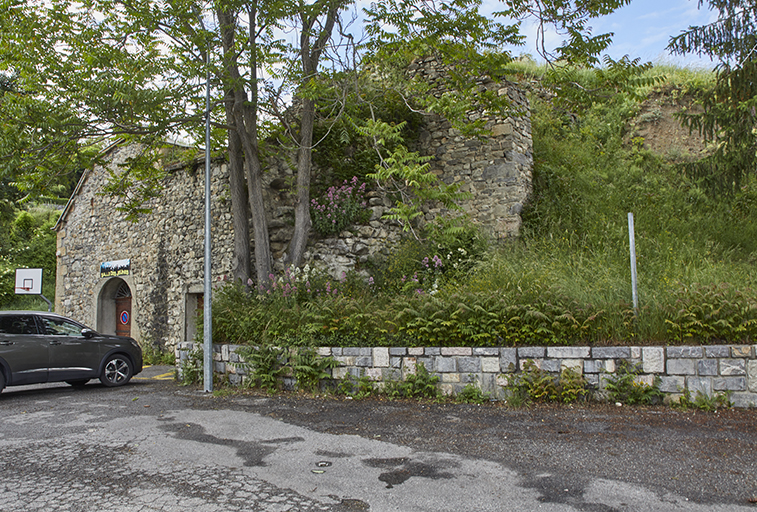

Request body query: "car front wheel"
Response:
[100, 355, 133, 387]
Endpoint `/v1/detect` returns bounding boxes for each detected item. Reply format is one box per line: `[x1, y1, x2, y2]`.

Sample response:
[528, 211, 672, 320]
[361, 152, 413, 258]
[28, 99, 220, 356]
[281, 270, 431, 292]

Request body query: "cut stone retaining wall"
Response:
[176, 342, 757, 408]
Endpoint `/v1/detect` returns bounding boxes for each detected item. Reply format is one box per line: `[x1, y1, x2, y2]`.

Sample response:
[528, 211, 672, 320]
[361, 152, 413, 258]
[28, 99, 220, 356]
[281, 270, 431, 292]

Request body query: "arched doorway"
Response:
[96, 278, 134, 337]
[114, 281, 132, 337]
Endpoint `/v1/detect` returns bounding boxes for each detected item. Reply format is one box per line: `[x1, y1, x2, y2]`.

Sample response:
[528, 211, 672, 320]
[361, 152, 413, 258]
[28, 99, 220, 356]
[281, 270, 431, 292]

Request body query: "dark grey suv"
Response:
[0, 311, 143, 392]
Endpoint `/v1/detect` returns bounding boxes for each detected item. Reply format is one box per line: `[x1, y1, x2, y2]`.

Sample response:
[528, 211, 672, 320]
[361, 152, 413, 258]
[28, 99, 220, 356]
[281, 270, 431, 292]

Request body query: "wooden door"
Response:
[115, 282, 132, 337]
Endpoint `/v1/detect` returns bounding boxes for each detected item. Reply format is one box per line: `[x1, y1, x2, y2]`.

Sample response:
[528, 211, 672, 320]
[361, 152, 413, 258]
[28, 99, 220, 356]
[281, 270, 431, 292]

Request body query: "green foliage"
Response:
[235, 345, 287, 393]
[0, 206, 59, 309]
[291, 347, 338, 393]
[234, 345, 337, 394]
[179, 348, 203, 386]
[502, 360, 590, 406]
[668, 0, 757, 194]
[361, 120, 471, 239]
[338, 372, 378, 399]
[142, 344, 176, 366]
[456, 380, 491, 404]
[604, 361, 664, 405]
[664, 283, 757, 343]
[310, 177, 370, 237]
[380, 363, 441, 400]
[674, 388, 733, 412]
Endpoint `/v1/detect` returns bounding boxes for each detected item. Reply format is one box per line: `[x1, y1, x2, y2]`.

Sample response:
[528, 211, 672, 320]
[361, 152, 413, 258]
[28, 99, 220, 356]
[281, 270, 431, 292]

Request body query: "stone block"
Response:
[334, 356, 356, 366]
[389, 347, 407, 356]
[417, 358, 433, 371]
[585, 374, 600, 388]
[458, 357, 482, 374]
[730, 393, 757, 408]
[749, 361, 757, 393]
[343, 347, 371, 356]
[592, 347, 631, 359]
[560, 359, 583, 372]
[408, 347, 424, 356]
[390, 357, 402, 369]
[500, 349, 517, 373]
[631, 347, 641, 359]
[480, 373, 498, 394]
[442, 373, 461, 383]
[373, 347, 390, 368]
[481, 357, 500, 373]
[541, 359, 561, 373]
[547, 347, 590, 359]
[720, 359, 746, 376]
[518, 347, 545, 358]
[221, 345, 230, 361]
[425, 347, 441, 356]
[331, 348, 343, 356]
[731, 345, 753, 358]
[604, 360, 616, 374]
[436, 357, 457, 373]
[364, 368, 382, 381]
[441, 347, 472, 356]
[584, 360, 604, 374]
[667, 346, 703, 358]
[704, 345, 730, 358]
[667, 359, 696, 375]
[713, 377, 747, 392]
[634, 374, 654, 387]
[520, 359, 542, 371]
[403, 357, 417, 374]
[697, 359, 718, 376]
[317, 347, 332, 357]
[642, 347, 664, 374]
[440, 383, 456, 396]
[213, 361, 226, 373]
[659, 376, 685, 393]
[473, 347, 500, 356]
[686, 377, 712, 397]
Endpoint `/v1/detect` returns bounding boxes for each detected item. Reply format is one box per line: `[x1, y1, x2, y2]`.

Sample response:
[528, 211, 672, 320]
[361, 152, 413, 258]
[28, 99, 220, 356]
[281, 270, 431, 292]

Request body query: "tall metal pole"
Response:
[202, 24, 213, 393]
[628, 212, 639, 315]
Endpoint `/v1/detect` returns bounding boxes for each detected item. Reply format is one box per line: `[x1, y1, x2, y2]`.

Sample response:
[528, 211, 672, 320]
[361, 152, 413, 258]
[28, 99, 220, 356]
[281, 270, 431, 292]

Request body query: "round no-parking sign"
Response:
[120, 311, 130, 325]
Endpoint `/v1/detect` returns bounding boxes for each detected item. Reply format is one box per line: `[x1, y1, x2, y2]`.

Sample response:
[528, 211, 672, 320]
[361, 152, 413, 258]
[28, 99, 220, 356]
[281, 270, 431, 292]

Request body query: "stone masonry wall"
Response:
[55, 145, 236, 347]
[178, 342, 757, 408]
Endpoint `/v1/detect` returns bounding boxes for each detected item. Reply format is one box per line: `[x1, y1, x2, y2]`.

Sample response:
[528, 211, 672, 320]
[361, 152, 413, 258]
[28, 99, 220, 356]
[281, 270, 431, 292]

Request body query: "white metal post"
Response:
[628, 212, 638, 314]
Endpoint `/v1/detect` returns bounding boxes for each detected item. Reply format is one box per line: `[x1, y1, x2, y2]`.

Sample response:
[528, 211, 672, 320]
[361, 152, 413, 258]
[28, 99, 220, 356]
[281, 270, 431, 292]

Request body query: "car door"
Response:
[37, 316, 100, 382]
[0, 314, 48, 385]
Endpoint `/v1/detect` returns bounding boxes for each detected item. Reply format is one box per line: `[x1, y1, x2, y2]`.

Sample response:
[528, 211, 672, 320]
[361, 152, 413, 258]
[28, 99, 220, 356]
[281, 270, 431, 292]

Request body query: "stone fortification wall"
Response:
[408, 56, 532, 239]
[261, 57, 532, 277]
[55, 145, 236, 346]
[55, 62, 533, 346]
[178, 342, 757, 408]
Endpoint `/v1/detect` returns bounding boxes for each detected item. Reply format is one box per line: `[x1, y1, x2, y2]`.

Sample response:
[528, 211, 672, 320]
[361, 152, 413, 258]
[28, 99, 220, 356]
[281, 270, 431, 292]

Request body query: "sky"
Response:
[511, 0, 720, 68]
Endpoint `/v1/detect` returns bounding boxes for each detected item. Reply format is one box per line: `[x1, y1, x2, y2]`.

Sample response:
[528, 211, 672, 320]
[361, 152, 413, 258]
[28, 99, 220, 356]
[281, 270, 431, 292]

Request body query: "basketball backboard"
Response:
[15, 268, 43, 295]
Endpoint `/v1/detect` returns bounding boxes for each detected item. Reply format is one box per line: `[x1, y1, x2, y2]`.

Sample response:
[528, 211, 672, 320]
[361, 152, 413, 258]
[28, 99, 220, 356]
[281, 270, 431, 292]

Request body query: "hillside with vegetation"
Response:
[211, 63, 757, 348]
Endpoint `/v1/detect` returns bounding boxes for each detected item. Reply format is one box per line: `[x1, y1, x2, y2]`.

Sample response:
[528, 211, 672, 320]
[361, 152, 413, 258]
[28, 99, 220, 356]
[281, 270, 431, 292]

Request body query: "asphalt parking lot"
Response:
[0, 365, 755, 511]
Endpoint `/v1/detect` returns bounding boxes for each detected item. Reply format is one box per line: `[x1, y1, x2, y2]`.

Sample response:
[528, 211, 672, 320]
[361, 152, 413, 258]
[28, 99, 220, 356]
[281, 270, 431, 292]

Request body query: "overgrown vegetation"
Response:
[603, 361, 665, 405]
[0, 205, 60, 309]
[207, 62, 757, 349]
[501, 360, 590, 405]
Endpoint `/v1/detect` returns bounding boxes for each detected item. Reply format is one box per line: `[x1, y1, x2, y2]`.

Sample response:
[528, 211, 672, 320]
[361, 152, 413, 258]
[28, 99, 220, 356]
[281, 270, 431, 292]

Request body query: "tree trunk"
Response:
[218, 7, 272, 287]
[284, 3, 340, 268]
[285, 96, 314, 268]
[224, 95, 252, 285]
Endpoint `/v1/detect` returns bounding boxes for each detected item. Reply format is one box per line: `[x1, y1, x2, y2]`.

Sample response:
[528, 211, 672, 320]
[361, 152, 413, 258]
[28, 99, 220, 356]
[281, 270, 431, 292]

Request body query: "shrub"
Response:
[310, 177, 369, 236]
[603, 361, 664, 405]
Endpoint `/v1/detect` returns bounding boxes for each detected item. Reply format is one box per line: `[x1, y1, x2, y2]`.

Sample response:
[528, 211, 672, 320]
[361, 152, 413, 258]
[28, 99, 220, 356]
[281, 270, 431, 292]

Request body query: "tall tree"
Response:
[668, 0, 757, 192]
[1, 0, 634, 286]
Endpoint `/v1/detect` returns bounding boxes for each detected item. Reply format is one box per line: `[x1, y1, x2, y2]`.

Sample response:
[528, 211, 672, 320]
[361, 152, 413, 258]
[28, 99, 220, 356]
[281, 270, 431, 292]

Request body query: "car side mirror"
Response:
[81, 328, 96, 339]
